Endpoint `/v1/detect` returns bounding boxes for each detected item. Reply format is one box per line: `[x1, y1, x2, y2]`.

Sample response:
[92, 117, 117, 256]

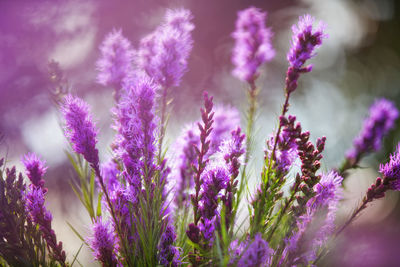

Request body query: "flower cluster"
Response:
[2, 5, 400, 267]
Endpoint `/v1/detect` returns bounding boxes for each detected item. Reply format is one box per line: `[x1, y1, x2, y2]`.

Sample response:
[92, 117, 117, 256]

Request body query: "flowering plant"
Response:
[0, 6, 399, 267]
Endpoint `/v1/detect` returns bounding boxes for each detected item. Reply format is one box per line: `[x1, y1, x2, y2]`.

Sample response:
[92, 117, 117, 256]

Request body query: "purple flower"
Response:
[100, 160, 120, 191]
[347, 98, 399, 163]
[380, 143, 400, 190]
[238, 233, 273, 267]
[232, 7, 275, 83]
[229, 239, 247, 264]
[286, 15, 326, 93]
[308, 171, 343, 210]
[21, 153, 47, 190]
[172, 123, 199, 207]
[96, 29, 135, 89]
[209, 105, 241, 155]
[158, 224, 181, 266]
[198, 217, 216, 244]
[138, 8, 194, 88]
[25, 187, 67, 265]
[62, 95, 99, 166]
[200, 164, 229, 220]
[88, 218, 119, 267]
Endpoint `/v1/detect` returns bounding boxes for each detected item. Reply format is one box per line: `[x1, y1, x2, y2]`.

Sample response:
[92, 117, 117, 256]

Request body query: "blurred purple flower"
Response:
[62, 95, 99, 166]
[88, 218, 119, 267]
[138, 8, 194, 88]
[101, 160, 120, 191]
[209, 105, 241, 155]
[22, 153, 47, 190]
[232, 6, 275, 83]
[198, 217, 216, 244]
[96, 29, 135, 89]
[347, 98, 399, 163]
[238, 233, 273, 267]
[158, 224, 181, 266]
[286, 15, 326, 93]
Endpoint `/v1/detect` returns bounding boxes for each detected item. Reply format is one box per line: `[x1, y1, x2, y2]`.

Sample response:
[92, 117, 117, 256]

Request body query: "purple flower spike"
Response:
[25, 187, 67, 266]
[62, 95, 99, 166]
[347, 98, 399, 163]
[286, 15, 326, 93]
[88, 219, 119, 267]
[200, 164, 229, 220]
[380, 143, 400, 190]
[232, 7, 275, 83]
[22, 153, 47, 190]
[97, 29, 135, 89]
[139, 8, 194, 88]
[238, 233, 273, 267]
[158, 224, 181, 266]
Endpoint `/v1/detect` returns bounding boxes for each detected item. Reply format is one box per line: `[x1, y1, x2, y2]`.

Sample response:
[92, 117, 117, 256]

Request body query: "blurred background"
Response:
[1, 0, 400, 266]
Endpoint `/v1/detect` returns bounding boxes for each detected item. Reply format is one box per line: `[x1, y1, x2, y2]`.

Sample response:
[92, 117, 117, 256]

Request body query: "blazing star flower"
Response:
[100, 160, 120, 191]
[62, 95, 99, 166]
[88, 218, 119, 267]
[347, 98, 399, 163]
[200, 164, 229, 220]
[97, 29, 135, 89]
[286, 15, 326, 93]
[238, 233, 273, 267]
[25, 187, 67, 265]
[209, 105, 241, 155]
[138, 8, 194, 88]
[22, 153, 47, 189]
[380, 143, 400, 190]
[232, 6, 275, 83]
[158, 224, 181, 266]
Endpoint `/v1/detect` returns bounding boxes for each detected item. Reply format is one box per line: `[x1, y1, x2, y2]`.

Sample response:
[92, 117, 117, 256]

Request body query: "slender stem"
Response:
[158, 87, 169, 164]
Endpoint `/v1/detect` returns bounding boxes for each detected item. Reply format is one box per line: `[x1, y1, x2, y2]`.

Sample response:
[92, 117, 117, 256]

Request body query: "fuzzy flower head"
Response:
[200, 163, 230, 219]
[232, 6, 275, 83]
[88, 219, 119, 267]
[238, 233, 273, 267]
[347, 98, 399, 162]
[380, 143, 400, 190]
[138, 8, 194, 88]
[97, 29, 135, 88]
[158, 224, 181, 266]
[308, 171, 343, 210]
[22, 153, 47, 189]
[286, 15, 326, 93]
[62, 95, 99, 166]
[287, 14, 326, 70]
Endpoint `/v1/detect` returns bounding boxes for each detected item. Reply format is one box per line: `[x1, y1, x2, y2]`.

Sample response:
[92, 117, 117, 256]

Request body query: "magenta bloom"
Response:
[138, 8, 194, 88]
[380, 143, 400, 190]
[97, 29, 135, 89]
[158, 224, 181, 266]
[88, 219, 119, 267]
[286, 15, 326, 93]
[21, 153, 47, 189]
[232, 7, 275, 83]
[347, 98, 399, 162]
[238, 233, 273, 267]
[62, 95, 99, 166]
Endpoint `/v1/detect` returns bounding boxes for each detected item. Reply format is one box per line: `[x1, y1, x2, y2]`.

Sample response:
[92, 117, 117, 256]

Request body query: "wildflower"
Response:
[62, 95, 99, 167]
[158, 224, 181, 266]
[22, 153, 47, 190]
[138, 8, 194, 88]
[238, 233, 273, 267]
[232, 7, 275, 83]
[88, 218, 119, 267]
[96, 29, 135, 89]
[25, 187, 67, 266]
[380, 143, 400, 190]
[286, 15, 326, 93]
[347, 98, 399, 164]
